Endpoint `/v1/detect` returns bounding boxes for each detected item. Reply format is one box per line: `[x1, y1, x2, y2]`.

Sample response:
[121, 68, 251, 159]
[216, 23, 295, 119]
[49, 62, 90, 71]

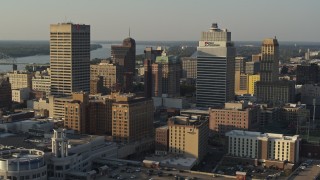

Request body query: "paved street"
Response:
[288, 160, 320, 180]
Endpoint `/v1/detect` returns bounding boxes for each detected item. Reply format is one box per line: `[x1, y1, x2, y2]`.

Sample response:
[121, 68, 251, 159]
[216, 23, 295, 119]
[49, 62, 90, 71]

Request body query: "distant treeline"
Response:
[0, 41, 102, 58]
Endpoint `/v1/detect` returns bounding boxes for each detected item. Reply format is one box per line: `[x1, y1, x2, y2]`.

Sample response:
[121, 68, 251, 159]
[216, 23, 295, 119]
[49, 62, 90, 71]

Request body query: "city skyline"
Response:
[0, 0, 319, 42]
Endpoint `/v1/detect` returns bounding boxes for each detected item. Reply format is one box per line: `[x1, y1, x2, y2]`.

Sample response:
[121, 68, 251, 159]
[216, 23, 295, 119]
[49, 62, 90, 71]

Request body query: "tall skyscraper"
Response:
[259, 38, 279, 82]
[50, 23, 90, 97]
[152, 51, 181, 97]
[256, 38, 295, 104]
[111, 37, 136, 92]
[196, 23, 236, 107]
[144, 47, 163, 98]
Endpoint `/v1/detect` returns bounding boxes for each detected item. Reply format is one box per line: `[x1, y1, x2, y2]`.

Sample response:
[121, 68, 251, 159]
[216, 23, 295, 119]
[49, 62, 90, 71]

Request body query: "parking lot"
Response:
[96, 165, 232, 180]
[213, 156, 290, 179]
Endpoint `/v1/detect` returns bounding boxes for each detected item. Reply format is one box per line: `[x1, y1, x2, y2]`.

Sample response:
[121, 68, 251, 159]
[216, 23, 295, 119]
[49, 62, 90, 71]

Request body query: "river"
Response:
[0, 43, 154, 73]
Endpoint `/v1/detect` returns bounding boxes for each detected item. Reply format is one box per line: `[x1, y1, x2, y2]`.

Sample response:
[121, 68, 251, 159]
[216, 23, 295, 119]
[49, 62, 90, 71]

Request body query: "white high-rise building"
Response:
[50, 23, 90, 97]
[196, 23, 236, 107]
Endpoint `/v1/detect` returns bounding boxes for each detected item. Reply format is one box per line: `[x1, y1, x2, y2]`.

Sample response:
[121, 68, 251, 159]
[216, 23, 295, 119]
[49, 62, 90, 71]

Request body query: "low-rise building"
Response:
[209, 102, 259, 135]
[0, 149, 47, 180]
[0, 119, 54, 135]
[226, 130, 300, 167]
[48, 129, 118, 180]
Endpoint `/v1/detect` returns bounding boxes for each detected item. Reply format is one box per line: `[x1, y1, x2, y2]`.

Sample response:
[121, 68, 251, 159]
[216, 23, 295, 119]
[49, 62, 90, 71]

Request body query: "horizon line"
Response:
[1, 40, 320, 43]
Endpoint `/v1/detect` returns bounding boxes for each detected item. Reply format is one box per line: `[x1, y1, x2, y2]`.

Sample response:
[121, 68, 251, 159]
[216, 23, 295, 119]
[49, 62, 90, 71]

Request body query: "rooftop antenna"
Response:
[129, 27, 131, 37]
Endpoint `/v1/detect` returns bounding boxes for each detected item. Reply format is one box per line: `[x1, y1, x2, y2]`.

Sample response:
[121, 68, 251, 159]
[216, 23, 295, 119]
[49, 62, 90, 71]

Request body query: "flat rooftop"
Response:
[226, 130, 299, 141]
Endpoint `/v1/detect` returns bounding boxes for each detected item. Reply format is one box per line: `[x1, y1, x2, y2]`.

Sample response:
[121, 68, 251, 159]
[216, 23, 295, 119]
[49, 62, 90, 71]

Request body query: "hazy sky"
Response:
[0, 0, 319, 42]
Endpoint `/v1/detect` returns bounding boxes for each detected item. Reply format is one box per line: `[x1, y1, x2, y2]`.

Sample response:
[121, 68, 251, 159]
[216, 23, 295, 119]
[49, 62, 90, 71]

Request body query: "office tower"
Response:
[209, 102, 259, 135]
[32, 69, 51, 97]
[196, 23, 236, 107]
[87, 94, 114, 135]
[0, 149, 47, 180]
[226, 130, 300, 164]
[111, 37, 136, 92]
[167, 116, 208, 162]
[112, 93, 154, 143]
[90, 60, 121, 92]
[144, 47, 163, 98]
[296, 63, 319, 85]
[7, 70, 32, 89]
[0, 76, 12, 109]
[181, 57, 197, 79]
[260, 38, 279, 82]
[50, 23, 90, 97]
[152, 51, 181, 97]
[64, 92, 89, 133]
[256, 38, 295, 104]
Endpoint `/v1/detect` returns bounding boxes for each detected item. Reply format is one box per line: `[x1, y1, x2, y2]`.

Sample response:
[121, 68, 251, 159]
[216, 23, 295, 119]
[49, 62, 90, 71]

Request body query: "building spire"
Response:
[129, 27, 131, 37]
